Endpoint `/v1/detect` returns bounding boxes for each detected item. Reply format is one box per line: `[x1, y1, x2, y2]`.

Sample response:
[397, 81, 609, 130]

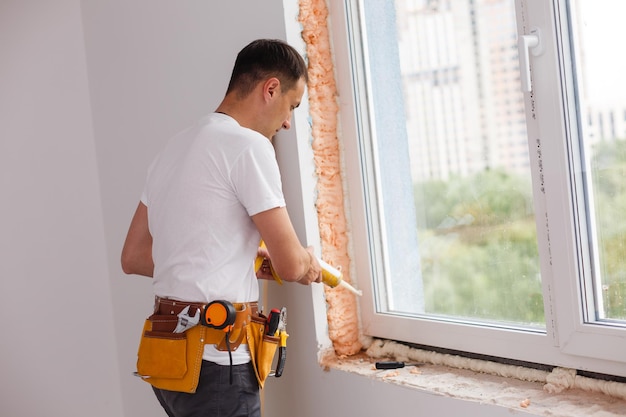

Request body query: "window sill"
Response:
[320, 341, 626, 416]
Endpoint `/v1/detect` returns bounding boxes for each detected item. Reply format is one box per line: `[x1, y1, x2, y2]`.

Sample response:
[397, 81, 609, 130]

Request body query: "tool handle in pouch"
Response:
[246, 315, 279, 388]
[275, 331, 289, 377]
[266, 308, 281, 335]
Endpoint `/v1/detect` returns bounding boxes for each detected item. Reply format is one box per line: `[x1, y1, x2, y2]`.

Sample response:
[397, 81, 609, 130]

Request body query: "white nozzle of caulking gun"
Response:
[318, 258, 363, 296]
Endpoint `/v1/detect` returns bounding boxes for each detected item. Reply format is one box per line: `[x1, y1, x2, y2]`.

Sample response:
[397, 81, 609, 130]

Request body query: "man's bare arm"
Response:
[121, 202, 154, 277]
[252, 207, 321, 285]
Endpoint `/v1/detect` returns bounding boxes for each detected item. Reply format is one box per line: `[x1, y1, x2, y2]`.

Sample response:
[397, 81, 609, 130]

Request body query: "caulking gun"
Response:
[255, 241, 362, 296]
[317, 258, 363, 296]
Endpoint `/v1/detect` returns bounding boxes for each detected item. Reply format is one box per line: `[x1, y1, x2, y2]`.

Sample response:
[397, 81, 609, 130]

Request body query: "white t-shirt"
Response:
[141, 112, 285, 364]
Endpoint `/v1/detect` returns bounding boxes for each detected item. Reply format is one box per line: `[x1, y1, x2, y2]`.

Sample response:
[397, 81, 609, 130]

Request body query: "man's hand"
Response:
[254, 244, 321, 285]
[256, 245, 276, 281]
[252, 207, 323, 285]
[252, 207, 314, 283]
[296, 246, 322, 286]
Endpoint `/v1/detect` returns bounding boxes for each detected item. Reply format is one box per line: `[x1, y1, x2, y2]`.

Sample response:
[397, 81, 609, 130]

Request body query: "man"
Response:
[121, 39, 322, 417]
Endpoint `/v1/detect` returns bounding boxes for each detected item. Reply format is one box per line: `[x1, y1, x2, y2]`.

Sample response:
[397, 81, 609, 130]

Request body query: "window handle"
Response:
[519, 27, 543, 92]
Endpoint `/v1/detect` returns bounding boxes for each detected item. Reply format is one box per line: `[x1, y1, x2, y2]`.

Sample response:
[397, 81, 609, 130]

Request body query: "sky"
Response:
[578, 0, 626, 106]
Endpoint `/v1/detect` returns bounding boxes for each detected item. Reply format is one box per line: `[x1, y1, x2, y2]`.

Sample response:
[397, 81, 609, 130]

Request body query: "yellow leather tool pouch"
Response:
[136, 314, 206, 394]
[246, 314, 279, 389]
[215, 303, 250, 352]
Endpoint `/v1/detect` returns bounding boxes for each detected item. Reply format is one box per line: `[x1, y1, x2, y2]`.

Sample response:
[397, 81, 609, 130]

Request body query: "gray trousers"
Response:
[153, 361, 261, 417]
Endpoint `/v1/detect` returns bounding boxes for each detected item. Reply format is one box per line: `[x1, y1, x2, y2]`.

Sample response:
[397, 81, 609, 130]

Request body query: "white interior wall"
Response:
[1, 1, 526, 416]
[0, 1, 123, 416]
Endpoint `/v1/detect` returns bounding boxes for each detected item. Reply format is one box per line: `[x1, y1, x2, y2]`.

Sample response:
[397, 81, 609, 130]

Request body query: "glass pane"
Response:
[573, 0, 626, 321]
[361, 0, 544, 328]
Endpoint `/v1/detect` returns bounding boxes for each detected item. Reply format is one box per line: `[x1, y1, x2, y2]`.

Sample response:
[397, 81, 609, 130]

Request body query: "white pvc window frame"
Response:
[332, 0, 626, 377]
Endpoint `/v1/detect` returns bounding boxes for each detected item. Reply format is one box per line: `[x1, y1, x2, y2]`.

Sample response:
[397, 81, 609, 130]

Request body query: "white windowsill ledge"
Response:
[321, 340, 626, 417]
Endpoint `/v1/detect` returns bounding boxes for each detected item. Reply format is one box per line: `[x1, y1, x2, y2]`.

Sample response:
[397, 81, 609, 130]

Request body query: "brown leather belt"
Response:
[154, 296, 258, 316]
[153, 297, 258, 350]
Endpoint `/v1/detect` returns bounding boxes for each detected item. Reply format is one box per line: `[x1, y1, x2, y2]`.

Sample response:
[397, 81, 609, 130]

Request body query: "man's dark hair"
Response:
[226, 39, 309, 97]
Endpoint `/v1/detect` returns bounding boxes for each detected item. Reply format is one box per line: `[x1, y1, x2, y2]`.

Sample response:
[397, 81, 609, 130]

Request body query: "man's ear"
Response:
[263, 77, 281, 101]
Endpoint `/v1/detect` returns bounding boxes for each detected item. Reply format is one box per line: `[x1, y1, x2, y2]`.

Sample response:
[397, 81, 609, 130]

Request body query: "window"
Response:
[338, 0, 626, 376]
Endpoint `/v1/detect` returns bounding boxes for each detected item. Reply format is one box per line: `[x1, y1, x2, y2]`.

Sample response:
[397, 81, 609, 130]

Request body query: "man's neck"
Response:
[215, 95, 268, 139]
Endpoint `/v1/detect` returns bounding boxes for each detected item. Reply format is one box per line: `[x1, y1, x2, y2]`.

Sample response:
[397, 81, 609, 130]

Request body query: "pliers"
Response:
[275, 307, 288, 377]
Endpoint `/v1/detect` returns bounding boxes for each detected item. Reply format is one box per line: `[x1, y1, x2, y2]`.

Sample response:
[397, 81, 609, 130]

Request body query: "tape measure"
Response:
[200, 300, 236, 332]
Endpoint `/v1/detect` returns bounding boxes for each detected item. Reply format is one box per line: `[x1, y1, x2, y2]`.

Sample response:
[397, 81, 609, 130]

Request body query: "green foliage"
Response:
[415, 169, 542, 326]
[413, 140, 626, 324]
[414, 169, 533, 230]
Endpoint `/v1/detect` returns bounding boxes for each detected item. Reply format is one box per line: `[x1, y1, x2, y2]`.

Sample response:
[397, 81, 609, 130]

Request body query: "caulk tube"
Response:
[317, 259, 363, 296]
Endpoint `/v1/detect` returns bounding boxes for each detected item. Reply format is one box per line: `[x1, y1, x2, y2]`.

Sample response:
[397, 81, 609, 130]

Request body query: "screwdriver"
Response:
[375, 361, 422, 369]
[265, 308, 281, 336]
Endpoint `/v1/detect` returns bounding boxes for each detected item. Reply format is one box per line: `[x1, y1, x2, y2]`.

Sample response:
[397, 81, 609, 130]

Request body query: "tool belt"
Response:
[135, 297, 278, 393]
[152, 297, 257, 350]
